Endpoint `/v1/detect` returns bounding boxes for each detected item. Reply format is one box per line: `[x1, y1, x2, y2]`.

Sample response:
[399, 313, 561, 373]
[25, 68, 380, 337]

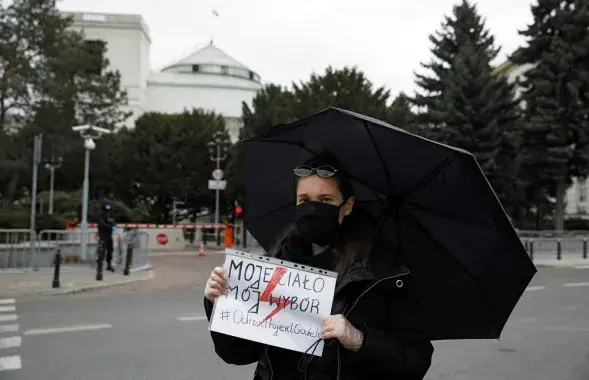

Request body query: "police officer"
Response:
[97, 202, 116, 272]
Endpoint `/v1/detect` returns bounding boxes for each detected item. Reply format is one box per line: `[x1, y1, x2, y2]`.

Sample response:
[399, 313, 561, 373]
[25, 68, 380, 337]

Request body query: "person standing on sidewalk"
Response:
[97, 202, 116, 272]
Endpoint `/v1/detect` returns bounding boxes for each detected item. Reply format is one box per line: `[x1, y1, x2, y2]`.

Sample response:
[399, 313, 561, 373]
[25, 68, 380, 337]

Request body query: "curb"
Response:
[53, 270, 155, 296]
[0, 270, 155, 298]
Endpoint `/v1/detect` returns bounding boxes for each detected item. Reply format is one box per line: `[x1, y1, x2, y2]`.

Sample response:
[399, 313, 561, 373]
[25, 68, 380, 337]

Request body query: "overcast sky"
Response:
[57, 0, 535, 97]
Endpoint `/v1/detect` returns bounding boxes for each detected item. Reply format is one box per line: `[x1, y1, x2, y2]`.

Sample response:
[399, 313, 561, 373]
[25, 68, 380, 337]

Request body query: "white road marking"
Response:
[506, 316, 540, 327]
[0, 306, 16, 313]
[0, 355, 21, 372]
[24, 324, 112, 336]
[541, 325, 589, 333]
[0, 336, 21, 349]
[563, 305, 579, 311]
[177, 315, 208, 322]
[0, 315, 17, 323]
[525, 286, 546, 291]
[0, 325, 19, 333]
[562, 282, 589, 288]
[0, 299, 15, 305]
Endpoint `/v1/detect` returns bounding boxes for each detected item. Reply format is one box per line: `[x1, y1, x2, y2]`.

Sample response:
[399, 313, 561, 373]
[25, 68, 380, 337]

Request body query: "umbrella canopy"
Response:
[243, 107, 536, 341]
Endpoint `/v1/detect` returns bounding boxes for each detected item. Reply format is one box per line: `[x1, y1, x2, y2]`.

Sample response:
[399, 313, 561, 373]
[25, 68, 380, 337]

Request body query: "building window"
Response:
[83, 40, 105, 76]
[192, 64, 200, 72]
[249, 71, 254, 80]
[220, 65, 229, 75]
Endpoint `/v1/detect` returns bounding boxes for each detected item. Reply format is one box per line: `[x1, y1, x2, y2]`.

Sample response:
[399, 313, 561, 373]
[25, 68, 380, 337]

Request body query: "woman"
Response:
[204, 151, 433, 380]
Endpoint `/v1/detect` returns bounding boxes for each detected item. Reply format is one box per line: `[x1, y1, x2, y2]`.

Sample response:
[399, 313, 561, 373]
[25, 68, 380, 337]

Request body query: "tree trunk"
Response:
[1, 173, 19, 209]
[554, 177, 566, 231]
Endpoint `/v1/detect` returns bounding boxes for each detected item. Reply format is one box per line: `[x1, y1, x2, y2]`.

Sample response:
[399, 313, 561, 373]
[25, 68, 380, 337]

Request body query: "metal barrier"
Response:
[0, 228, 150, 270]
[0, 229, 36, 270]
[120, 229, 149, 269]
[518, 230, 589, 238]
[37, 229, 100, 268]
[521, 237, 589, 260]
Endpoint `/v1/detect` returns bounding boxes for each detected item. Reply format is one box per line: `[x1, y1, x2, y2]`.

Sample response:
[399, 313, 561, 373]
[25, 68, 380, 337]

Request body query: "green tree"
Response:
[224, 85, 295, 203]
[0, 0, 129, 206]
[412, 0, 523, 217]
[511, 0, 589, 230]
[291, 66, 391, 120]
[389, 92, 416, 132]
[0, 0, 71, 205]
[108, 109, 227, 222]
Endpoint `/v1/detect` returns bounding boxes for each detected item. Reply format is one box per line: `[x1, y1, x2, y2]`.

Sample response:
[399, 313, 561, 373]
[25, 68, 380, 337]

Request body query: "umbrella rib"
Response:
[362, 121, 395, 195]
[404, 201, 496, 230]
[401, 205, 499, 339]
[399, 155, 456, 200]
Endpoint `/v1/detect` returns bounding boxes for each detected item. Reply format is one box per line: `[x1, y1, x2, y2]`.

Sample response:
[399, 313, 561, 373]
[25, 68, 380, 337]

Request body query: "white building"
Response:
[494, 60, 589, 219]
[63, 11, 263, 142]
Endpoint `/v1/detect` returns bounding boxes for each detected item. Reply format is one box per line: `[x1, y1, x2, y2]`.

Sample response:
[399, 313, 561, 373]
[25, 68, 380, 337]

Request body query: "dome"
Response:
[160, 42, 261, 83]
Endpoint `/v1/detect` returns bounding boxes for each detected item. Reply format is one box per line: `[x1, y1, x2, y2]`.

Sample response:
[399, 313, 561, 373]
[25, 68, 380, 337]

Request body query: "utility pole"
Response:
[30, 134, 42, 267]
[44, 156, 63, 215]
[207, 131, 230, 244]
[72, 124, 111, 262]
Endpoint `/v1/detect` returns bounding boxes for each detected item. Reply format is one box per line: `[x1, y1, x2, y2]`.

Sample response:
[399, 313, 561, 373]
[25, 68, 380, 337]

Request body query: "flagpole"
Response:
[211, 8, 220, 44]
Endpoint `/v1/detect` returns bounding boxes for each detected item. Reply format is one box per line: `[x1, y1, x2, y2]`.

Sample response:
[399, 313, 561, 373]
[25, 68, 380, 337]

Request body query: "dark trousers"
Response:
[98, 238, 114, 266]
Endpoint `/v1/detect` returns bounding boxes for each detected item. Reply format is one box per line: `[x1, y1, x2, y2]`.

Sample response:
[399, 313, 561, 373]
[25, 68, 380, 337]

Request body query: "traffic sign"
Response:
[212, 169, 224, 180]
[208, 180, 227, 190]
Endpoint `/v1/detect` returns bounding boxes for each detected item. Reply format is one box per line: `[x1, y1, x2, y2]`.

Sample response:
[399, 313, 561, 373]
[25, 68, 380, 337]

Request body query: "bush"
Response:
[0, 207, 71, 231]
[0, 207, 29, 229]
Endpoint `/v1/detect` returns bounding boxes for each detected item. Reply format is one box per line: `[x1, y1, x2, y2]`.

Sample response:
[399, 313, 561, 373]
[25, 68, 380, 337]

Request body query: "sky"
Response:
[56, 0, 535, 97]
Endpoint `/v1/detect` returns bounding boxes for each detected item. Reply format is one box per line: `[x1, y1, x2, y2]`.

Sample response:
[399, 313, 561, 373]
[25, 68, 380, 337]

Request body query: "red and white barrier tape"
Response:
[87, 223, 226, 229]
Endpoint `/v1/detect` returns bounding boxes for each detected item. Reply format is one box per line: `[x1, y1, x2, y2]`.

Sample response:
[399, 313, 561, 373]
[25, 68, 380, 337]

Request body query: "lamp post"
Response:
[72, 124, 111, 261]
[44, 156, 63, 215]
[207, 131, 230, 244]
[30, 134, 42, 269]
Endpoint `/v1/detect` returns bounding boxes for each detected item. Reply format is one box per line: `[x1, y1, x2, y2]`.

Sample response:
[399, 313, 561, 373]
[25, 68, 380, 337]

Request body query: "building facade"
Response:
[63, 11, 262, 142]
[494, 60, 589, 219]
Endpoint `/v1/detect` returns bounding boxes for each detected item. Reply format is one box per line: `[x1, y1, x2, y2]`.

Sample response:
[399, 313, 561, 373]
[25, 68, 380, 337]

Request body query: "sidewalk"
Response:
[533, 258, 589, 269]
[0, 266, 153, 298]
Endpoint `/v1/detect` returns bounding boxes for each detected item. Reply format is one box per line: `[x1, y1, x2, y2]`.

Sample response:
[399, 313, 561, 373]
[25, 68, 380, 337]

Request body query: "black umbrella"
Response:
[243, 107, 536, 341]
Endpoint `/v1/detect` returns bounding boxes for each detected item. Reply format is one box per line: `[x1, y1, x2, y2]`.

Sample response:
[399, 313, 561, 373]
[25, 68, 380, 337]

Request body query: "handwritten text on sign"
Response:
[209, 250, 337, 355]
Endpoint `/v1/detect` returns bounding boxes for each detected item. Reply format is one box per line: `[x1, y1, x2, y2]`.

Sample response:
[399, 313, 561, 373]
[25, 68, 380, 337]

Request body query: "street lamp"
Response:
[72, 124, 110, 261]
[207, 131, 231, 244]
[44, 156, 63, 215]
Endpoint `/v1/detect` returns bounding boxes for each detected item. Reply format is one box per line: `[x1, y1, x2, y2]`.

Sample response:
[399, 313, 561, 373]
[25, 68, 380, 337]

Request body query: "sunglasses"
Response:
[293, 165, 337, 178]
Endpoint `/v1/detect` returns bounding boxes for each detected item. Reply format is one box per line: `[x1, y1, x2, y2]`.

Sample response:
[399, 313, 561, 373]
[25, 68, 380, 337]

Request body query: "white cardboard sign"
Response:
[209, 249, 337, 356]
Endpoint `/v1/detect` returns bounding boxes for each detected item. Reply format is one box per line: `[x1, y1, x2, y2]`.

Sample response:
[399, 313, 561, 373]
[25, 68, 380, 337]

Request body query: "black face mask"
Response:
[295, 201, 343, 247]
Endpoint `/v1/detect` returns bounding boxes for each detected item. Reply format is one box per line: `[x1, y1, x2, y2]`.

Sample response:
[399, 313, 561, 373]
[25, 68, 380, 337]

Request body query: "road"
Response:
[0, 256, 588, 380]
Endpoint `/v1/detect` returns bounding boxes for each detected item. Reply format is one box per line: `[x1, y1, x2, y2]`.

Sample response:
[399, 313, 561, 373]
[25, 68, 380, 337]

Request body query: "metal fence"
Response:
[0, 229, 150, 271]
[0, 229, 36, 269]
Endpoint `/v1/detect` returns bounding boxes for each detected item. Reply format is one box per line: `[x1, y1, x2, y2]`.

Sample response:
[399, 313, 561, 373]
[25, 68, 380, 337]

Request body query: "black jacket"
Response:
[97, 212, 114, 240]
[204, 238, 433, 380]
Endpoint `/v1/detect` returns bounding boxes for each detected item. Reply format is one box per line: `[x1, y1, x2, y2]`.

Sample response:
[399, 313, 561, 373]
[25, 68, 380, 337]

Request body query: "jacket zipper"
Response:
[336, 270, 410, 380]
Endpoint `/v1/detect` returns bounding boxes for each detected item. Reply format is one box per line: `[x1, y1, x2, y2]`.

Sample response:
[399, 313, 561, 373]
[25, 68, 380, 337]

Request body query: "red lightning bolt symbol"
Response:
[258, 267, 291, 325]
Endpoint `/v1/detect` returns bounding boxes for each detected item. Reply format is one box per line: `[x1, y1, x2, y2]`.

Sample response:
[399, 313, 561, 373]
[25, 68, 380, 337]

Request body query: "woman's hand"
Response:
[321, 314, 364, 352]
[204, 267, 227, 302]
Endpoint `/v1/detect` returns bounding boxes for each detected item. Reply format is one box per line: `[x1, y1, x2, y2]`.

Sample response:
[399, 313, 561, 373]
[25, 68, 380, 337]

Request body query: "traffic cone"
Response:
[198, 242, 205, 257]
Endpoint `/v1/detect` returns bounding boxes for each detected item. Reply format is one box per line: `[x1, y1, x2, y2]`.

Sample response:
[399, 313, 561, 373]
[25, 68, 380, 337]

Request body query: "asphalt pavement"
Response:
[0, 264, 588, 379]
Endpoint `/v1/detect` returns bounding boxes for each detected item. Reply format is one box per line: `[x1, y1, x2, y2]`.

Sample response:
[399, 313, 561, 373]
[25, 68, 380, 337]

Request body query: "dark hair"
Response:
[269, 151, 377, 275]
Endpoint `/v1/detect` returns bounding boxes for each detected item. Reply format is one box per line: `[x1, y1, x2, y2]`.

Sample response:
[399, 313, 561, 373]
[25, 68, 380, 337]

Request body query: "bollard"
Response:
[556, 239, 562, 260]
[123, 242, 133, 276]
[96, 241, 104, 281]
[524, 239, 529, 252]
[52, 250, 62, 288]
[529, 239, 534, 261]
[584, 239, 588, 260]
